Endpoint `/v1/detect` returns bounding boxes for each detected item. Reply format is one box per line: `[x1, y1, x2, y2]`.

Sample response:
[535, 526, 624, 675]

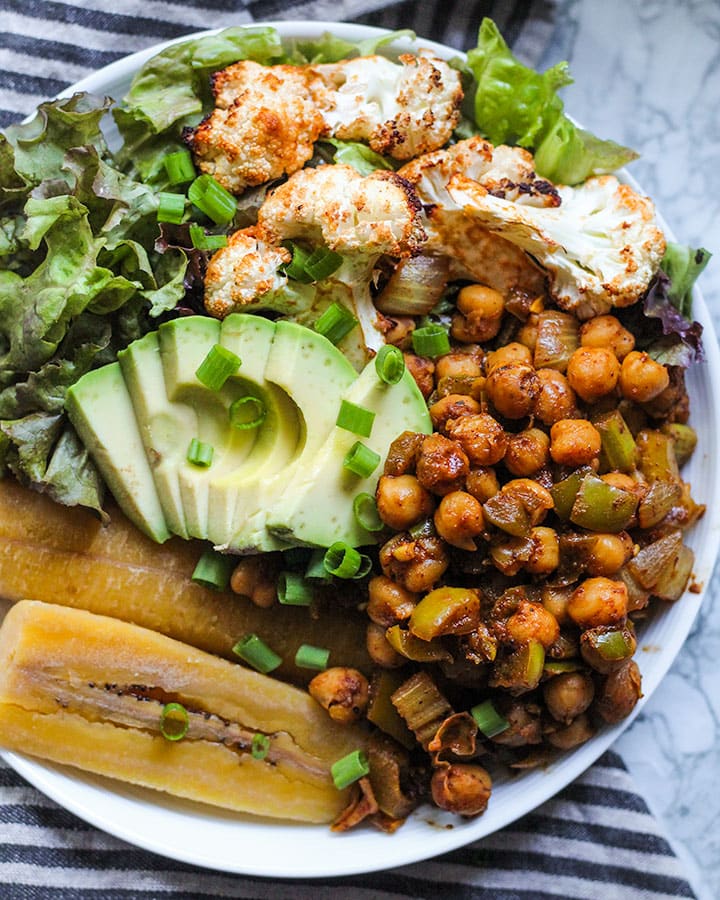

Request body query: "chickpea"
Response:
[587, 532, 633, 577]
[619, 351, 670, 402]
[543, 672, 595, 724]
[485, 364, 541, 419]
[550, 418, 602, 466]
[416, 433, 470, 495]
[457, 283, 505, 319]
[486, 342, 533, 372]
[367, 575, 418, 626]
[429, 393, 482, 432]
[465, 467, 500, 503]
[546, 713, 595, 750]
[534, 368, 577, 425]
[433, 491, 485, 551]
[580, 315, 635, 360]
[366, 622, 405, 668]
[445, 413, 508, 466]
[379, 532, 450, 593]
[541, 585, 574, 626]
[384, 316, 415, 348]
[501, 478, 554, 526]
[504, 428, 550, 476]
[403, 353, 435, 399]
[505, 598, 560, 648]
[566, 346, 621, 403]
[600, 471, 637, 493]
[595, 660, 643, 724]
[308, 668, 369, 723]
[491, 700, 542, 747]
[516, 313, 539, 353]
[230, 556, 279, 608]
[568, 577, 628, 629]
[435, 353, 482, 381]
[431, 763, 492, 817]
[375, 474, 434, 531]
[525, 526, 560, 576]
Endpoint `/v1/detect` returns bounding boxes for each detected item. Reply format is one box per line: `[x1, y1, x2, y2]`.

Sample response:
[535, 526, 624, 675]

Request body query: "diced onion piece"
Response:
[375, 256, 449, 316]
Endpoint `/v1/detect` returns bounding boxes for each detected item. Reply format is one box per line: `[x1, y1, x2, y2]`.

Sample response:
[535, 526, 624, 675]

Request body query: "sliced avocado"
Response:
[65, 362, 170, 543]
[266, 359, 431, 547]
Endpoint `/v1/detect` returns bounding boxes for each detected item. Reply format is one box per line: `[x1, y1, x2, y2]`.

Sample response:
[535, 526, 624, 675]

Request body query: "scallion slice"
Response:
[191, 550, 234, 590]
[352, 492, 384, 532]
[335, 399, 375, 438]
[232, 633, 282, 674]
[314, 302, 358, 345]
[157, 191, 185, 224]
[283, 242, 314, 284]
[374, 344, 405, 385]
[304, 247, 343, 281]
[294, 643, 331, 671]
[189, 223, 228, 251]
[251, 732, 270, 760]
[343, 441, 380, 478]
[160, 702, 189, 741]
[412, 324, 451, 358]
[331, 749, 369, 790]
[229, 395, 266, 430]
[305, 549, 333, 583]
[195, 344, 241, 391]
[471, 699, 510, 738]
[188, 174, 237, 225]
[277, 572, 314, 606]
[324, 542, 362, 578]
[163, 149, 195, 185]
[186, 437, 213, 468]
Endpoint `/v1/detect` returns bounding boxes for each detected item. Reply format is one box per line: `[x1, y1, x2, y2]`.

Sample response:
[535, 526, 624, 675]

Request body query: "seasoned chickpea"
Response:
[375, 474, 434, 531]
[534, 368, 577, 425]
[367, 575, 418, 626]
[491, 700, 542, 747]
[465, 467, 500, 503]
[525, 526, 560, 575]
[433, 491, 485, 550]
[550, 418, 602, 466]
[429, 393, 482, 432]
[230, 556, 278, 608]
[580, 315, 635, 360]
[587, 532, 633, 577]
[416, 433, 470, 495]
[457, 284, 505, 319]
[600, 471, 638, 493]
[451, 311, 503, 343]
[504, 428, 550, 476]
[541, 585, 574, 626]
[486, 342, 533, 372]
[505, 598, 560, 648]
[379, 532, 450, 593]
[501, 478, 554, 526]
[445, 413, 508, 466]
[546, 713, 595, 749]
[595, 660, 643, 723]
[403, 353, 435, 399]
[568, 577, 628, 629]
[619, 351, 670, 402]
[485, 363, 541, 419]
[431, 763, 492, 817]
[566, 346, 620, 403]
[543, 672, 595, 724]
[516, 313, 539, 353]
[366, 622, 405, 668]
[435, 353, 483, 381]
[308, 668, 369, 723]
[384, 316, 415, 348]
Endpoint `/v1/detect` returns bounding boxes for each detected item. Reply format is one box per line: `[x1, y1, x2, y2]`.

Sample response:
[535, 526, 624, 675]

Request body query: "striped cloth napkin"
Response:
[0, 1, 699, 897]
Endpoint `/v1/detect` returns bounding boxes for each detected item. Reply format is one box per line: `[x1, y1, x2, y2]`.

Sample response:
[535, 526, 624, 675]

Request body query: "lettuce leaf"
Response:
[466, 18, 638, 184]
[659, 242, 711, 319]
[319, 139, 396, 175]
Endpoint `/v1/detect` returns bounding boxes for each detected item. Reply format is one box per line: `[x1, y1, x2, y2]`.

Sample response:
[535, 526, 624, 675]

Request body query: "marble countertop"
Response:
[547, 2, 720, 898]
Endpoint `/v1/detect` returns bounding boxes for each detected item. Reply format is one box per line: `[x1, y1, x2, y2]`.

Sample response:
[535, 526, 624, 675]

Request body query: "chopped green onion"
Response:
[353, 492, 384, 532]
[295, 643, 331, 671]
[188, 174, 237, 225]
[323, 542, 363, 579]
[335, 400, 375, 438]
[189, 223, 228, 251]
[160, 702, 189, 741]
[251, 732, 270, 760]
[412, 324, 451, 358]
[163, 150, 195, 185]
[314, 302, 358, 345]
[186, 437, 214, 467]
[232, 633, 282, 674]
[191, 550, 234, 590]
[331, 749, 369, 790]
[375, 344, 405, 385]
[305, 549, 333, 583]
[229, 396, 266, 430]
[343, 441, 380, 478]
[157, 191, 185, 224]
[283, 242, 314, 283]
[352, 554, 373, 580]
[195, 344, 241, 391]
[277, 572, 314, 606]
[471, 699, 510, 738]
[304, 247, 343, 281]
[409, 517, 435, 539]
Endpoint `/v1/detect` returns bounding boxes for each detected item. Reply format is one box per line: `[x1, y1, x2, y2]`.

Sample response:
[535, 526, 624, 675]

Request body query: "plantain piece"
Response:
[0, 600, 364, 823]
[0, 479, 371, 684]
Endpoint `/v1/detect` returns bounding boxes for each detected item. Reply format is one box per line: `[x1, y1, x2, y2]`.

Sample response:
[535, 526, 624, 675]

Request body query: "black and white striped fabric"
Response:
[0, 1, 699, 897]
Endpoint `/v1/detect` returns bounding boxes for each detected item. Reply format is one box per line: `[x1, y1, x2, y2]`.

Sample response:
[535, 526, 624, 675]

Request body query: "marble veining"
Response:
[548, 2, 720, 898]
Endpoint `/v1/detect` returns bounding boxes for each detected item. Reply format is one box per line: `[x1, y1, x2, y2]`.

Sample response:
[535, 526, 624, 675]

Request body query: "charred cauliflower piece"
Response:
[447, 173, 666, 318]
[186, 60, 326, 194]
[315, 52, 463, 160]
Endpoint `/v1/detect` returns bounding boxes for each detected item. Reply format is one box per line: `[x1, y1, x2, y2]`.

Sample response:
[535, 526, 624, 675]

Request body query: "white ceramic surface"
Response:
[2, 20, 719, 879]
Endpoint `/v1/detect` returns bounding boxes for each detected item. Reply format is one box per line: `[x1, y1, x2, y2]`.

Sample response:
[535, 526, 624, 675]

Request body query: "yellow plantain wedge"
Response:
[0, 600, 365, 823]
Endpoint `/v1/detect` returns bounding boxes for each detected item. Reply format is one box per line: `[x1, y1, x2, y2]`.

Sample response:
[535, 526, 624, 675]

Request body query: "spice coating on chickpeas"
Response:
[376, 474, 434, 531]
[619, 351, 670, 402]
[568, 577, 629, 629]
[485, 363, 541, 419]
[566, 346, 621, 403]
[550, 418, 602, 466]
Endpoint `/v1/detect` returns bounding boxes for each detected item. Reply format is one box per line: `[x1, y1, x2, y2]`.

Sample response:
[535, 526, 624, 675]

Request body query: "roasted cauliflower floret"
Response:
[186, 60, 326, 194]
[315, 52, 463, 160]
[447, 173, 666, 318]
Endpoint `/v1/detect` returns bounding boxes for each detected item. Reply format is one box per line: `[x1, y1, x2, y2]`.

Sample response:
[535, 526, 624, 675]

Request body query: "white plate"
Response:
[3, 20, 720, 879]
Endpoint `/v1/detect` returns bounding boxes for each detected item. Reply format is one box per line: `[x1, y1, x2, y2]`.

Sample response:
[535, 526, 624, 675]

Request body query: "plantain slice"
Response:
[0, 600, 366, 823]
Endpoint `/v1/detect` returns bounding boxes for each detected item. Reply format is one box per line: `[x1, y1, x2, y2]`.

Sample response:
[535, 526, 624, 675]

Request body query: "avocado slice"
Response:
[266, 360, 432, 547]
[65, 362, 170, 544]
